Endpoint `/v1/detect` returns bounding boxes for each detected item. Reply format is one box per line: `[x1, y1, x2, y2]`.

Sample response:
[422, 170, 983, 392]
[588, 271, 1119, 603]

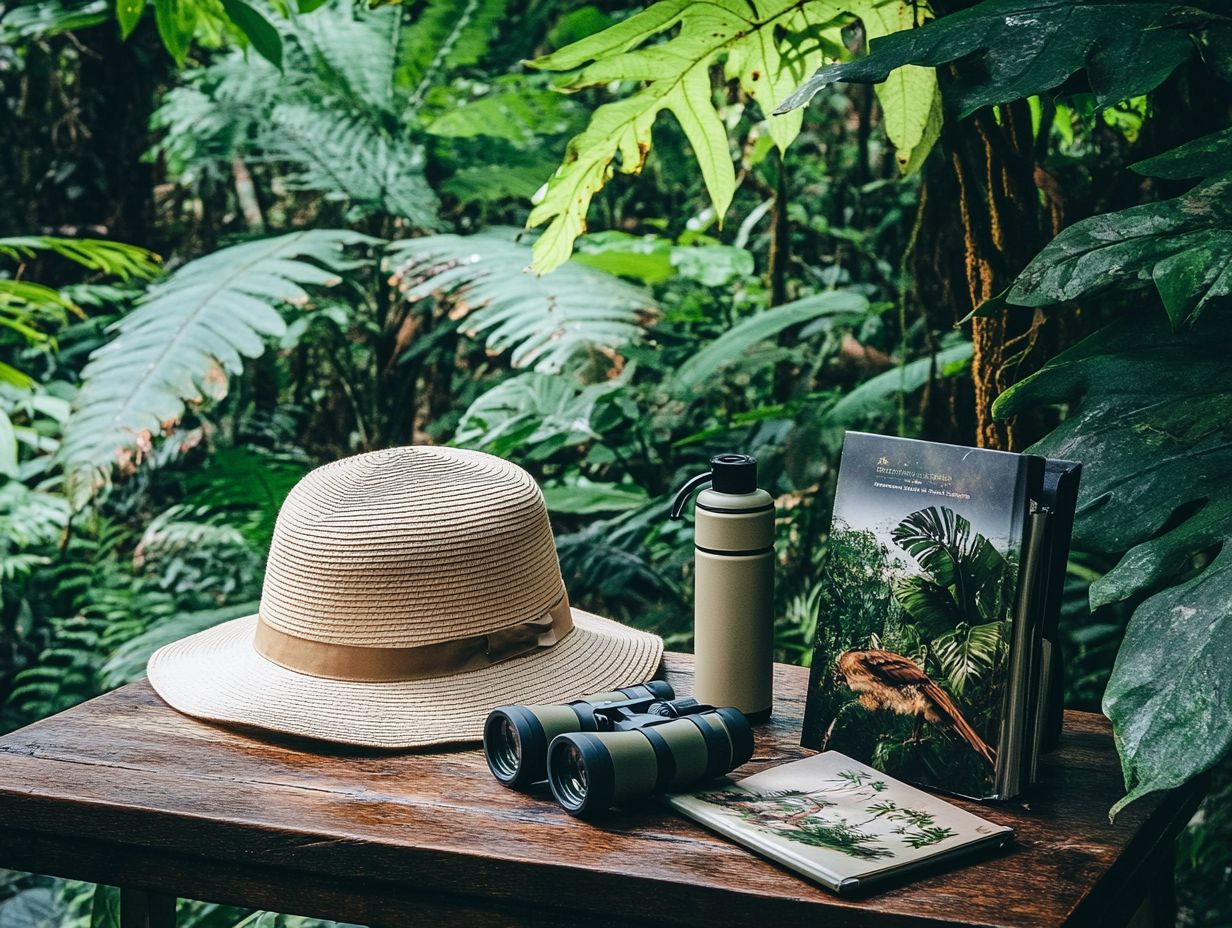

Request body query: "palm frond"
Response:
[386, 231, 656, 373]
[59, 230, 375, 503]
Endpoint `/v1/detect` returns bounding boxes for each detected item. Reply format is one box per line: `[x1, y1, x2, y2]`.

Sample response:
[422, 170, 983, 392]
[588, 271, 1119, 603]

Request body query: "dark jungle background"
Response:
[1, 0, 1230, 925]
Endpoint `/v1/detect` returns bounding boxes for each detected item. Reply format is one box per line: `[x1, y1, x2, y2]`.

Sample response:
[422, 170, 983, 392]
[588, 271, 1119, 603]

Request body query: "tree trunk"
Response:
[910, 85, 1060, 451]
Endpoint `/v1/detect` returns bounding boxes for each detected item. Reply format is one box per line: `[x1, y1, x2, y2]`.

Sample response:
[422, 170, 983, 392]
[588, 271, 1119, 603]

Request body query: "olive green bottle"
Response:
[670, 454, 775, 721]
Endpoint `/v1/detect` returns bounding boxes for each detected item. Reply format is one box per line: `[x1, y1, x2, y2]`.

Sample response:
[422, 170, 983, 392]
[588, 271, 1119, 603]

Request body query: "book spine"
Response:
[993, 456, 1046, 799]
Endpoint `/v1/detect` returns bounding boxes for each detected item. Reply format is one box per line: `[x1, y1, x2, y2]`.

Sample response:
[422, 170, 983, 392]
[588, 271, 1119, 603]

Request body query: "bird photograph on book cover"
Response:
[802, 439, 1025, 798]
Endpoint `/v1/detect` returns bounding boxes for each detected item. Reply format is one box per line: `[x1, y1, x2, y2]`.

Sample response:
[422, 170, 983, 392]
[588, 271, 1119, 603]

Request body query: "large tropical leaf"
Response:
[776, 0, 1222, 119]
[891, 506, 1010, 623]
[989, 132, 1232, 329]
[525, 0, 938, 273]
[931, 621, 1007, 698]
[993, 309, 1232, 815]
[671, 292, 870, 393]
[385, 231, 656, 372]
[60, 230, 374, 502]
[891, 574, 965, 639]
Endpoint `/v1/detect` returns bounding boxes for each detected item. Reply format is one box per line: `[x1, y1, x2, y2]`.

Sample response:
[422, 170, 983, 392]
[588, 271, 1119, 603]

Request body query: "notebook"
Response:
[666, 751, 1012, 894]
[800, 431, 1080, 799]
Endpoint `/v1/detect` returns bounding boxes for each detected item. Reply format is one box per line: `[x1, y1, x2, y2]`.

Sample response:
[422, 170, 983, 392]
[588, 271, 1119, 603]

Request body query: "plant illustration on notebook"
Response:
[697, 767, 957, 861]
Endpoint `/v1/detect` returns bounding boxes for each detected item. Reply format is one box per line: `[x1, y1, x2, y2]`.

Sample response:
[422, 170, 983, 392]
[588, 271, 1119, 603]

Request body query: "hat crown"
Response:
[259, 446, 565, 648]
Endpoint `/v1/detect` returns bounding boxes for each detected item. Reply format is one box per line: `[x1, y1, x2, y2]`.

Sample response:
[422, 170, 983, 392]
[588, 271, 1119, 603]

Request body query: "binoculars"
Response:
[483, 681, 754, 818]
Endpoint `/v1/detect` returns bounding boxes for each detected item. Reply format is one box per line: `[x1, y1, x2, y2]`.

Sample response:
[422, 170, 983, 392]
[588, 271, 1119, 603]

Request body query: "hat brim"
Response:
[147, 609, 664, 749]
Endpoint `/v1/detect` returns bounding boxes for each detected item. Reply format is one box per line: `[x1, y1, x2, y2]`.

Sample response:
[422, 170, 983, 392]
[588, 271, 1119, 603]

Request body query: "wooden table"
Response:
[0, 655, 1204, 928]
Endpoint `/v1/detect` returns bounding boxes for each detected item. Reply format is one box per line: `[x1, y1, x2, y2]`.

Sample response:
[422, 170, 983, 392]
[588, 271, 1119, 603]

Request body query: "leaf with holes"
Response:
[525, 0, 860, 273]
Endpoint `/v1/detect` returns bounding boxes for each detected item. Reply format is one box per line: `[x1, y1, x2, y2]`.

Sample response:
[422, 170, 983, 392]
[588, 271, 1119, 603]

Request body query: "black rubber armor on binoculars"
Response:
[484, 683, 753, 818]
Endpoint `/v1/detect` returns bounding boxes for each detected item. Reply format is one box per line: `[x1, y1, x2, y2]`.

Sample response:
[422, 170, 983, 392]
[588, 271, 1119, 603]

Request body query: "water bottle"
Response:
[670, 453, 775, 722]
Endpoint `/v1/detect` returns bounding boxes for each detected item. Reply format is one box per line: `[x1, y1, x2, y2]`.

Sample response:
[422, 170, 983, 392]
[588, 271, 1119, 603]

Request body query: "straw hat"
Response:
[147, 446, 664, 748]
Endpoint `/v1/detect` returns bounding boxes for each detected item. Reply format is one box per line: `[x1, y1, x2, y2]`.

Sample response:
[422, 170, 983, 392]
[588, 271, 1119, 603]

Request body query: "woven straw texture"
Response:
[147, 446, 664, 748]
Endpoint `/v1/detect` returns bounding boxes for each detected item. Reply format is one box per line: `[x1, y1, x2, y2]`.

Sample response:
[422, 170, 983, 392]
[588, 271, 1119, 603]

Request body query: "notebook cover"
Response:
[666, 751, 1012, 894]
[800, 432, 1041, 800]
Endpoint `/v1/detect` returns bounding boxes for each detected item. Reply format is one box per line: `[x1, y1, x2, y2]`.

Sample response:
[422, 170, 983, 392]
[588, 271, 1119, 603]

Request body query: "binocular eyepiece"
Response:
[483, 681, 754, 818]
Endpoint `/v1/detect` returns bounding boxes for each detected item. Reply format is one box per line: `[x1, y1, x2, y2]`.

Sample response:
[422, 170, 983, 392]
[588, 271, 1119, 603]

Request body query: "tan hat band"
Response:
[252, 592, 574, 683]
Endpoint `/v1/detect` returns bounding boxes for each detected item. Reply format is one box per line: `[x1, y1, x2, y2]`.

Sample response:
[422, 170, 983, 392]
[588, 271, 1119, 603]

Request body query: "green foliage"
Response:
[995, 309, 1232, 817]
[108, 0, 284, 66]
[777, 0, 1221, 118]
[145, 0, 515, 226]
[385, 231, 655, 372]
[455, 372, 621, 458]
[0, 238, 160, 388]
[525, 0, 940, 273]
[60, 230, 374, 504]
[890, 506, 1012, 634]
[671, 292, 869, 393]
[991, 131, 1232, 328]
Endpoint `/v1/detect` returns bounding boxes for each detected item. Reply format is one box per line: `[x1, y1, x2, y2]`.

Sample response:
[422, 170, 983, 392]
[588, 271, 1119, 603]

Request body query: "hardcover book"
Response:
[666, 751, 1012, 895]
[800, 431, 1080, 800]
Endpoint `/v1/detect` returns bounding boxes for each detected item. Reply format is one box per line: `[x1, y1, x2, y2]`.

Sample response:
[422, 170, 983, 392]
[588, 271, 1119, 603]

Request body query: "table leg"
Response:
[120, 888, 177, 928]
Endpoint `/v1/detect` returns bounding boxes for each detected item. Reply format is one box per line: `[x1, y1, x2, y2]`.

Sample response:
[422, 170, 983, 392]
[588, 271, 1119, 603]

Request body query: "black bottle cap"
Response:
[709, 453, 757, 494]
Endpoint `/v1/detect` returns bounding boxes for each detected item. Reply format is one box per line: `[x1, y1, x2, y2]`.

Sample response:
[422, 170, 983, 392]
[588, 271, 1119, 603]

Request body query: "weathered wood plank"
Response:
[0, 655, 1203, 928]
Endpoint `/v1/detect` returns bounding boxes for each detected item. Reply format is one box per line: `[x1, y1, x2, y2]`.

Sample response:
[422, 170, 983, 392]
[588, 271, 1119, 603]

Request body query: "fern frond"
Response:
[262, 103, 441, 227]
[59, 230, 376, 503]
[385, 230, 656, 373]
[396, 0, 509, 115]
[0, 236, 160, 280]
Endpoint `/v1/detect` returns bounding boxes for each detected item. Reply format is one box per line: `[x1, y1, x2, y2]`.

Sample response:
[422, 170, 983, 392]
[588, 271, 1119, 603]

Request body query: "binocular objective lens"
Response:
[484, 714, 522, 783]
[551, 741, 590, 809]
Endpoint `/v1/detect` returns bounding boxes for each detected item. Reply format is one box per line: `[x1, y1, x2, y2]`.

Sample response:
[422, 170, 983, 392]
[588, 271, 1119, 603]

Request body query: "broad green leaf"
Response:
[543, 479, 650, 514]
[777, 0, 1210, 120]
[115, 0, 144, 38]
[385, 230, 656, 373]
[453, 372, 622, 459]
[825, 340, 972, 428]
[672, 291, 869, 392]
[1131, 126, 1232, 180]
[89, 886, 120, 928]
[994, 310, 1232, 816]
[858, 1, 940, 173]
[1000, 172, 1232, 328]
[525, 0, 852, 274]
[61, 230, 375, 503]
[153, 0, 196, 65]
[572, 231, 754, 286]
[220, 0, 283, 69]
